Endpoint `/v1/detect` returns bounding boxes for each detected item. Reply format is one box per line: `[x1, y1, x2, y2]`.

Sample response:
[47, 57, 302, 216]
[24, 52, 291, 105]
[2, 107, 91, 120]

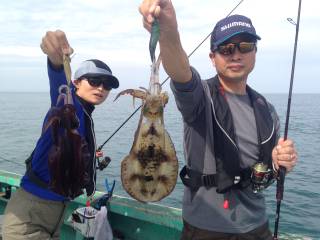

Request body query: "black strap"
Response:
[25, 150, 49, 189]
[179, 166, 218, 191]
[180, 165, 254, 191]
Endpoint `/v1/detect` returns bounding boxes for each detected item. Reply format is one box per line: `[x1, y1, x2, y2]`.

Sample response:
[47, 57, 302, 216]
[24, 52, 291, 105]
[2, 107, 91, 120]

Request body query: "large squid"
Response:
[43, 55, 90, 199]
[115, 56, 178, 202]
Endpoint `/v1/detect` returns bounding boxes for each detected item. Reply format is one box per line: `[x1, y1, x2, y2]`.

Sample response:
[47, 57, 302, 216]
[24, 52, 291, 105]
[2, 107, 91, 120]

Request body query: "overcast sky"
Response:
[0, 0, 319, 93]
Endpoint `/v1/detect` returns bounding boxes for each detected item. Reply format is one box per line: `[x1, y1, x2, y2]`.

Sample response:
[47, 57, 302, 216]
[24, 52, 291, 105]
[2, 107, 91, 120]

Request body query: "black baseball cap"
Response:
[210, 14, 261, 51]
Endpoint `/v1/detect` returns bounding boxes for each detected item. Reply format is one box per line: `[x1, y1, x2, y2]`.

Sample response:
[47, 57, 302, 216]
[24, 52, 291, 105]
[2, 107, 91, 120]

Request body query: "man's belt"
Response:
[180, 165, 253, 192]
[179, 165, 218, 191]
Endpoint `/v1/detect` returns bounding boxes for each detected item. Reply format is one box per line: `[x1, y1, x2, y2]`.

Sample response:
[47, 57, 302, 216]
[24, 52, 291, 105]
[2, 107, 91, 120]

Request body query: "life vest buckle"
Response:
[201, 174, 216, 187]
[233, 176, 241, 184]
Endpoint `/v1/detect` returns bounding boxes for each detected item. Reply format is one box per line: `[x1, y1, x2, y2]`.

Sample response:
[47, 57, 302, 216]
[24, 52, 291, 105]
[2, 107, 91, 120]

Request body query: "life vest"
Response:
[180, 75, 277, 193]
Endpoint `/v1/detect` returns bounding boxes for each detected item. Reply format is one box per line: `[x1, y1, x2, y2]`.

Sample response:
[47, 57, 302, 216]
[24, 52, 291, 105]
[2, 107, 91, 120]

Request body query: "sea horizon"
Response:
[0, 92, 319, 239]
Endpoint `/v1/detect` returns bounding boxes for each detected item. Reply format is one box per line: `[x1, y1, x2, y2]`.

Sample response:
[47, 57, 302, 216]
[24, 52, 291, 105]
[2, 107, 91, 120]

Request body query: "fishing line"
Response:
[273, 0, 302, 239]
[0, 155, 24, 167]
[98, 0, 244, 151]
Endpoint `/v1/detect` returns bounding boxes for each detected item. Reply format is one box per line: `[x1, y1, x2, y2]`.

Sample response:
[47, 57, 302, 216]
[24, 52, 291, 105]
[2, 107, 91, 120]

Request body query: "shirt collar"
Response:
[76, 95, 95, 115]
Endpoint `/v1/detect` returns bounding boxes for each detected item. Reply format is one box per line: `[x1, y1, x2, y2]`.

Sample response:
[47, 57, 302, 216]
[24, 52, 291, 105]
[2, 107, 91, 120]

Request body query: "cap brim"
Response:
[83, 73, 119, 89]
[213, 31, 261, 50]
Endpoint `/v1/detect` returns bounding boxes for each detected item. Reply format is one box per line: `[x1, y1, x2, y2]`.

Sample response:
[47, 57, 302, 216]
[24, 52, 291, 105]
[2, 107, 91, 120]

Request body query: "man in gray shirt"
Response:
[139, 1, 298, 239]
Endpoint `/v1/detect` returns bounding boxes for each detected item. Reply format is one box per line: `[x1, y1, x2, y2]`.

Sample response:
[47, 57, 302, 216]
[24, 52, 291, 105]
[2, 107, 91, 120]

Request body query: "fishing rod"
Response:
[97, 0, 245, 151]
[273, 0, 302, 239]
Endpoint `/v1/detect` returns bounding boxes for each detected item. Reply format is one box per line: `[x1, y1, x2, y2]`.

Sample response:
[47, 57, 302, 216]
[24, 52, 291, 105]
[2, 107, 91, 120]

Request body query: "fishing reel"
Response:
[97, 156, 111, 171]
[251, 162, 275, 193]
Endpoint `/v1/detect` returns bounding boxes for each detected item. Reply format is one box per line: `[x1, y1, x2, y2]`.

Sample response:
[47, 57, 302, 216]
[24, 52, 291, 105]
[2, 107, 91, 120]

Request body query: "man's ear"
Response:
[209, 52, 216, 66]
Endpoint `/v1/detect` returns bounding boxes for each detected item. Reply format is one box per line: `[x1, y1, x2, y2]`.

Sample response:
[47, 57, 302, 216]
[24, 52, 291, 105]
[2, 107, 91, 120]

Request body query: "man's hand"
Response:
[272, 138, 298, 173]
[139, 0, 162, 26]
[139, 0, 176, 32]
[40, 30, 73, 69]
[138, 0, 191, 84]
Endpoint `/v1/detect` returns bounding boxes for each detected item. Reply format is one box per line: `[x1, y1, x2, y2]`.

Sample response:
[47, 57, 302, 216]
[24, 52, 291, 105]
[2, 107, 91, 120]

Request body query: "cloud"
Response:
[0, 0, 319, 93]
[0, 46, 42, 58]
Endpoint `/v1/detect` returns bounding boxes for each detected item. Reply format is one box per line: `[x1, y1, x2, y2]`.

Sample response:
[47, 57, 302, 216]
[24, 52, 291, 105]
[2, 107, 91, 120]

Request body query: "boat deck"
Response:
[0, 170, 183, 240]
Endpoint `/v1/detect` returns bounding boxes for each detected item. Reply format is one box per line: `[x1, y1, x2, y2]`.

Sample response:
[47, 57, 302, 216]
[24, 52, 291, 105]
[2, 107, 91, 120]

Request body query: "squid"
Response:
[43, 55, 90, 199]
[115, 56, 178, 202]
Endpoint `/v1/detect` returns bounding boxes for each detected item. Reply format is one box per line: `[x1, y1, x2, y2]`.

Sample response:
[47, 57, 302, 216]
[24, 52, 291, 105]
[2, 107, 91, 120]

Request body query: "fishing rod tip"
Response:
[287, 18, 297, 25]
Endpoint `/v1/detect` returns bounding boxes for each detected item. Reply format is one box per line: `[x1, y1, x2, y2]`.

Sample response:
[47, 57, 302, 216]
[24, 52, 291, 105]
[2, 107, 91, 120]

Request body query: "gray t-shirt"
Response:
[225, 92, 259, 168]
[171, 68, 279, 233]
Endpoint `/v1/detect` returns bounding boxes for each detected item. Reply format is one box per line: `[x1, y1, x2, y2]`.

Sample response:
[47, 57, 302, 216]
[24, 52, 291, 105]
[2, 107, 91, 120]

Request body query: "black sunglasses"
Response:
[85, 77, 112, 91]
[216, 42, 256, 56]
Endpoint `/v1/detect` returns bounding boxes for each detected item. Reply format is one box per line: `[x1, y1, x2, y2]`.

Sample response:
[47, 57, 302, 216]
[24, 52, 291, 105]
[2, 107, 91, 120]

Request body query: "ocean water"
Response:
[0, 92, 319, 239]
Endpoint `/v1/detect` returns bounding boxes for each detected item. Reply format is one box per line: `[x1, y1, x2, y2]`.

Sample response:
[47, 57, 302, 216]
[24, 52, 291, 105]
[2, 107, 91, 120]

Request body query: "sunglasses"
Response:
[85, 77, 112, 91]
[216, 42, 256, 56]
